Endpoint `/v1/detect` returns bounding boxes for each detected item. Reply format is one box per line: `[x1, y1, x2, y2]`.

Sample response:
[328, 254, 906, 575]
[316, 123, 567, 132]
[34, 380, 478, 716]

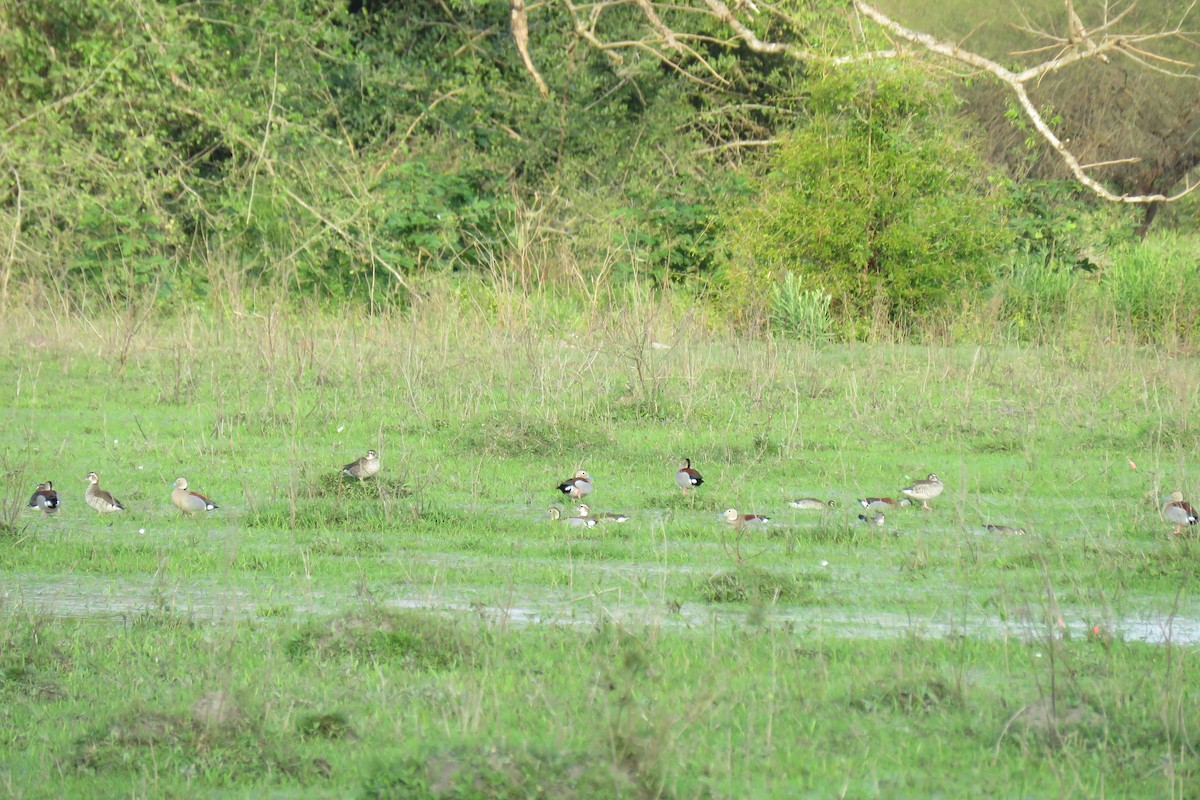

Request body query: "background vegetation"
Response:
[1, 0, 1197, 341]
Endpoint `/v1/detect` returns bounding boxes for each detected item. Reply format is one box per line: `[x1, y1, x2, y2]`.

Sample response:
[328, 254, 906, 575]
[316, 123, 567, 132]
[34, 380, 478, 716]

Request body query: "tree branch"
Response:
[854, 0, 1199, 203]
[512, 0, 551, 98]
[527, 0, 1199, 204]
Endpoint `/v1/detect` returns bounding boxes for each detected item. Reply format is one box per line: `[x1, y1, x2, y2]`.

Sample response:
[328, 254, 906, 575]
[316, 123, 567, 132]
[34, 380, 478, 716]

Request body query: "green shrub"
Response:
[722, 64, 1007, 334]
[1003, 178, 1136, 265]
[372, 160, 513, 275]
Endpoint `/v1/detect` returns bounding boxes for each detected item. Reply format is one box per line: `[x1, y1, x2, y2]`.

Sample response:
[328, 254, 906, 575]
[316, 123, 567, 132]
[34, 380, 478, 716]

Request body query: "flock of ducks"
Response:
[25, 451, 381, 519]
[26, 453, 1200, 538]
[546, 462, 951, 530]
[547, 461, 1200, 538]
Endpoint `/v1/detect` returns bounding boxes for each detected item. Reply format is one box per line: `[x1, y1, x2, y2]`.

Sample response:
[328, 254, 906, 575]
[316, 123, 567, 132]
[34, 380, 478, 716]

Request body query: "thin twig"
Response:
[246, 49, 280, 226]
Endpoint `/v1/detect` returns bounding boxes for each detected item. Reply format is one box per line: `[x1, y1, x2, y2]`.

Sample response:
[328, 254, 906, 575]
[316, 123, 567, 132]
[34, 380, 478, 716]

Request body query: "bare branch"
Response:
[854, 1, 1200, 203]
[705, 0, 899, 65]
[530, 0, 1200, 204]
[512, 0, 551, 98]
[636, 0, 684, 52]
[694, 138, 781, 154]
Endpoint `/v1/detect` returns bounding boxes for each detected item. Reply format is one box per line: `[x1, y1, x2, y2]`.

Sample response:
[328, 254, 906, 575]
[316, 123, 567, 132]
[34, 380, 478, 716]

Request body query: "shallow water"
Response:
[3, 573, 1197, 645]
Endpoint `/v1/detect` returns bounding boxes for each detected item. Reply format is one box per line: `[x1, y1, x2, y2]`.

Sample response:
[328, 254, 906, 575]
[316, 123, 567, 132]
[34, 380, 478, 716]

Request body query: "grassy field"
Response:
[1, 297, 1198, 798]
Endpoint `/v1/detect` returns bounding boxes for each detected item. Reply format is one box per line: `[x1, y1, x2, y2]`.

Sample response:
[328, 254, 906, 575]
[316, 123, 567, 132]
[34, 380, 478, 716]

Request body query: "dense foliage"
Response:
[723, 65, 1006, 332]
[0, 0, 1195, 342]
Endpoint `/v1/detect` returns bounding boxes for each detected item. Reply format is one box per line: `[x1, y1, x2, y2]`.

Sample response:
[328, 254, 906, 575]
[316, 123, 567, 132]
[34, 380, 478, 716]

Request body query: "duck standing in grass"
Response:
[859, 512, 886, 526]
[342, 449, 380, 482]
[84, 472, 125, 514]
[1163, 491, 1198, 535]
[28, 482, 59, 515]
[546, 507, 597, 528]
[723, 508, 769, 530]
[858, 497, 910, 511]
[675, 459, 704, 496]
[577, 503, 629, 523]
[557, 469, 592, 501]
[170, 478, 219, 514]
[900, 473, 944, 510]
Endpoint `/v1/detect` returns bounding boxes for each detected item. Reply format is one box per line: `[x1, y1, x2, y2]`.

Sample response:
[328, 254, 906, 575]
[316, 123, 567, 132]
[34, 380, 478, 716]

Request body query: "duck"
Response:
[546, 506, 597, 528]
[858, 512, 886, 526]
[985, 524, 1027, 536]
[723, 508, 769, 529]
[28, 482, 59, 515]
[170, 478, 219, 514]
[857, 497, 911, 511]
[675, 458, 704, 496]
[84, 472, 125, 514]
[577, 503, 629, 523]
[1163, 491, 1198, 535]
[557, 469, 592, 501]
[789, 498, 836, 510]
[342, 449, 380, 482]
[900, 473, 944, 510]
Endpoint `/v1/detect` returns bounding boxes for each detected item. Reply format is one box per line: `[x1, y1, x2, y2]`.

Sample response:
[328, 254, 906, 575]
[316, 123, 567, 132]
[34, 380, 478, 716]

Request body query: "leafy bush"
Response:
[373, 161, 510, 273]
[616, 172, 748, 281]
[722, 63, 1007, 334]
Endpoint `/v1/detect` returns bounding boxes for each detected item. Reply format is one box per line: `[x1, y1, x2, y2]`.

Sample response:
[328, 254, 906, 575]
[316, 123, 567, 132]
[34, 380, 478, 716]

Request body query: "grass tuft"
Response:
[286, 609, 477, 669]
[464, 413, 613, 458]
[850, 675, 962, 714]
[74, 701, 308, 780]
[361, 741, 640, 800]
[296, 711, 354, 740]
[699, 566, 816, 604]
[311, 473, 412, 501]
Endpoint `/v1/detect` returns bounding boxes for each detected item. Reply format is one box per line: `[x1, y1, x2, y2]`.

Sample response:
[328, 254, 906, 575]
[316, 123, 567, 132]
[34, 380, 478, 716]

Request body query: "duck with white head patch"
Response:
[577, 503, 629, 523]
[84, 472, 125, 514]
[547, 507, 597, 528]
[342, 449, 380, 482]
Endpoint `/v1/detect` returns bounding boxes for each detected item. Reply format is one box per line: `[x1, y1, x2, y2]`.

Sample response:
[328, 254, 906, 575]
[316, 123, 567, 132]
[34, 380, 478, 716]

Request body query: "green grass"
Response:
[0, 307, 1198, 797]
